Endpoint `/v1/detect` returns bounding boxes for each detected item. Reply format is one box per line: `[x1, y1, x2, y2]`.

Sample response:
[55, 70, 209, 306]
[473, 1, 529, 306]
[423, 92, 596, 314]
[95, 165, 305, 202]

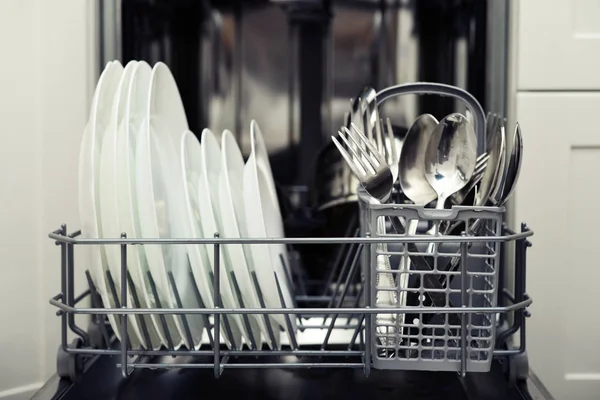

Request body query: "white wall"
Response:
[0, 1, 96, 398]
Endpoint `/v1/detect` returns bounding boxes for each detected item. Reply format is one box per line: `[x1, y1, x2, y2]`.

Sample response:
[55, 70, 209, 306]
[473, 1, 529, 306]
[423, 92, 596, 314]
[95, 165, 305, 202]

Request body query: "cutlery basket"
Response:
[358, 189, 520, 373]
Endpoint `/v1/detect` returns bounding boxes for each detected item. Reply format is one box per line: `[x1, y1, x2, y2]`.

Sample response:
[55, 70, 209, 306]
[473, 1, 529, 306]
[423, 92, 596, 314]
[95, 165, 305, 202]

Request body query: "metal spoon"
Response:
[424, 113, 478, 210]
[495, 122, 523, 205]
[398, 113, 439, 206]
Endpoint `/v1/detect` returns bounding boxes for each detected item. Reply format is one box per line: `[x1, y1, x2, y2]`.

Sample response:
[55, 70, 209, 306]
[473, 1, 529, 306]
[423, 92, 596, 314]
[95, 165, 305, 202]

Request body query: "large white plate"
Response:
[243, 126, 297, 334]
[197, 128, 244, 349]
[249, 120, 292, 283]
[218, 130, 276, 349]
[115, 60, 169, 349]
[99, 60, 147, 348]
[136, 62, 204, 349]
[78, 61, 126, 344]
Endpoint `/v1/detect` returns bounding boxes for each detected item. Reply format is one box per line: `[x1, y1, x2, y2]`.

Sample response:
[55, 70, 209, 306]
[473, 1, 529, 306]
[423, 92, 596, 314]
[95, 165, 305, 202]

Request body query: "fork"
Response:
[332, 123, 395, 204]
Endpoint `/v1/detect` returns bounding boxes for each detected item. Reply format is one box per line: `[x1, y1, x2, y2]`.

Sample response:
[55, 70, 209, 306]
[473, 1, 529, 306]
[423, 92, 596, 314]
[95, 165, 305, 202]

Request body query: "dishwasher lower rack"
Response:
[48, 202, 532, 382]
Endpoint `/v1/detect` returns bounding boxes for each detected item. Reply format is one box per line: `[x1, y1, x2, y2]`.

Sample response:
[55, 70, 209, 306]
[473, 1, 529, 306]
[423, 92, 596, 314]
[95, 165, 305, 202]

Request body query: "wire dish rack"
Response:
[48, 188, 533, 382]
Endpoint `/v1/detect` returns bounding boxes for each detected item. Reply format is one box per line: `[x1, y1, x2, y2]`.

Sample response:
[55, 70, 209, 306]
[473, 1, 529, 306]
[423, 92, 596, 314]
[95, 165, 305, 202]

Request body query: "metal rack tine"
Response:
[188, 269, 214, 348]
[229, 271, 258, 350]
[287, 248, 307, 297]
[251, 271, 278, 349]
[208, 270, 238, 351]
[273, 272, 298, 350]
[347, 283, 365, 325]
[321, 245, 362, 350]
[127, 271, 152, 350]
[66, 239, 90, 346]
[348, 314, 366, 351]
[322, 216, 358, 296]
[146, 270, 174, 351]
[119, 233, 129, 378]
[85, 269, 111, 348]
[279, 254, 296, 308]
[279, 254, 301, 321]
[168, 271, 195, 350]
[106, 269, 132, 350]
[324, 228, 360, 322]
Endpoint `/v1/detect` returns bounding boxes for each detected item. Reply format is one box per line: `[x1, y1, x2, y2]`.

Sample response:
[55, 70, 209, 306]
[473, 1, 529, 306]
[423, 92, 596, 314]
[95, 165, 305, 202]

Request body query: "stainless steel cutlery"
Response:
[331, 91, 524, 337]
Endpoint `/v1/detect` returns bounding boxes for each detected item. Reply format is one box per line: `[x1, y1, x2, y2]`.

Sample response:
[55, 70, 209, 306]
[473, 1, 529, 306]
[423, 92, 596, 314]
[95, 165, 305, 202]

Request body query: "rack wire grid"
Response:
[48, 191, 532, 380]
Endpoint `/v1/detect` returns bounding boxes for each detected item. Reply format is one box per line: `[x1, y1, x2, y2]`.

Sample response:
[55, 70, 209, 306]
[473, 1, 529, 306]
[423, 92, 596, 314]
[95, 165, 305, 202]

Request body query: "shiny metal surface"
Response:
[497, 122, 523, 205]
[331, 124, 393, 203]
[478, 122, 506, 206]
[451, 153, 489, 206]
[398, 114, 438, 205]
[424, 113, 477, 209]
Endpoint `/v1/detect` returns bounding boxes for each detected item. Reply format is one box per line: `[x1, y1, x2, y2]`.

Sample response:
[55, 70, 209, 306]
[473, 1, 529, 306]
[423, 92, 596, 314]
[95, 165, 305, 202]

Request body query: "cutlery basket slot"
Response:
[359, 191, 505, 373]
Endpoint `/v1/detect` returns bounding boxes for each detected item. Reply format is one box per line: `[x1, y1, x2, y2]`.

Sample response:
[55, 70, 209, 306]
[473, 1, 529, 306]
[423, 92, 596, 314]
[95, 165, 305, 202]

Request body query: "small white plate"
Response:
[78, 61, 126, 344]
[115, 60, 170, 349]
[249, 120, 292, 283]
[136, 62, 205, 349]
[99, 60, 147, 349]
[219, 130, 276, 349]
[243, 125, 297, 335]
[179, 131, 218, 341]
[197, 128, 244, 348]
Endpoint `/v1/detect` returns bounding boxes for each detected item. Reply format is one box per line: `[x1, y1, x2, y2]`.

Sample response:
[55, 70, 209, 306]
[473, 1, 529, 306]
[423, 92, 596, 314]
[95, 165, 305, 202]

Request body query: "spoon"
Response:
[394, 113, 439, 335]
[398, 113, 439, 206]
[495, 122, 523, 204]
[424, 113, 478, 210]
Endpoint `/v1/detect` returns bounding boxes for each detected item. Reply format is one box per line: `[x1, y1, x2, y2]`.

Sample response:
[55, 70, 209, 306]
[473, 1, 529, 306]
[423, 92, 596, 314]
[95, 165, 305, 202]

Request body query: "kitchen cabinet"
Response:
[518, 0, 600, 90]
[515, 92, 600, 399]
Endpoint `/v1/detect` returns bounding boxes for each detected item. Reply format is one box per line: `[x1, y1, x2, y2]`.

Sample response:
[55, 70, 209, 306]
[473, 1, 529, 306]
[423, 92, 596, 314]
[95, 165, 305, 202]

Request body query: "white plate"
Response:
[136, 62, 205, 349]
[218, 130, 276, 349]
[115, 60, 169, 349]
[180, 130, 225, 345]
[99, 60, 147, 349]
[197, 128, 244, 348]
[243, 128, 297, 334]
[249, 120, 292, 282]
[78, 61, 125, 344]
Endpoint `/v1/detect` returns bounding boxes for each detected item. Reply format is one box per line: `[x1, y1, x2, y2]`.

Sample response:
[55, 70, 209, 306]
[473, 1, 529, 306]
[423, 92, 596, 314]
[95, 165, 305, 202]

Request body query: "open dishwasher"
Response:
[33, 1, 554, 399]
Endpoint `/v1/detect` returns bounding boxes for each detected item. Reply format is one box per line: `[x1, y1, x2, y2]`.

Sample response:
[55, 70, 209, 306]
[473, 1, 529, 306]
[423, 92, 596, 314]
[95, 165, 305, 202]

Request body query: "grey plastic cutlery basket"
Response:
[359, 192, 505, 373]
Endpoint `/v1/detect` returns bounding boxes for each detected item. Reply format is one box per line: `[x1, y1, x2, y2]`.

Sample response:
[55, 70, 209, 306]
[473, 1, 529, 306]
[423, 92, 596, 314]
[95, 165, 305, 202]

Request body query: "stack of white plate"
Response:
[78, 61, 296, 350]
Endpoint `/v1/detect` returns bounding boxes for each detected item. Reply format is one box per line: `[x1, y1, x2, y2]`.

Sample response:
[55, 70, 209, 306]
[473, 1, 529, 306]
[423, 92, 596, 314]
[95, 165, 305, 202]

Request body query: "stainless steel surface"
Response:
[398, 113, 439, 206]
[451, 154, 489, 206]
[332, 124, 393, 203]
[382, 117, 399, 183]
[497, 123, 523, 205]
[358, 86, 378, 142]
[479, 118, 506, 206]
[424, 113, 477, 209]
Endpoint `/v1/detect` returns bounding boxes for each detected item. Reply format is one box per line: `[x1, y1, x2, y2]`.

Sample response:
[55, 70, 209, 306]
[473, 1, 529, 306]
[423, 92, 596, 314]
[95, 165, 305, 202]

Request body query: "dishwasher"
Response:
[33, 1, 553, 399]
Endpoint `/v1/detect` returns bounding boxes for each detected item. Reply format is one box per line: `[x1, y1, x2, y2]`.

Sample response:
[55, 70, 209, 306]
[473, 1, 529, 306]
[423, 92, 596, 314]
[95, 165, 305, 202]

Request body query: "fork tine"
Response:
[339, 129, 376, 175]
[476, 153, 490, 167]
[474, 161, 487, 175]
[385, 117, 397, 165]
[349, 123, 386, 165]
[332, 136, 366, 179]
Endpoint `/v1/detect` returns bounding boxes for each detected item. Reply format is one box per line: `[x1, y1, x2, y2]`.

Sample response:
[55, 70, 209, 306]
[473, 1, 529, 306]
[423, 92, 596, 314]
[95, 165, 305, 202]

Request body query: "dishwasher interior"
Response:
[34, 1, 543, 399]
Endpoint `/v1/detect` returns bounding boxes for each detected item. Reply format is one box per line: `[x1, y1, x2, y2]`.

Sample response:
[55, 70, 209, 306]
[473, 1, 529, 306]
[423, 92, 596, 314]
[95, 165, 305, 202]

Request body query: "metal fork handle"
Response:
[375, 82, 487, 155]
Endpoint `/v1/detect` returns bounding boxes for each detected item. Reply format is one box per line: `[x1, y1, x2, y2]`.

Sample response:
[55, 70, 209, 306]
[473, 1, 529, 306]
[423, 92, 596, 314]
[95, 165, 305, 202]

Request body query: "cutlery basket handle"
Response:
[375, 82, 487, 155]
